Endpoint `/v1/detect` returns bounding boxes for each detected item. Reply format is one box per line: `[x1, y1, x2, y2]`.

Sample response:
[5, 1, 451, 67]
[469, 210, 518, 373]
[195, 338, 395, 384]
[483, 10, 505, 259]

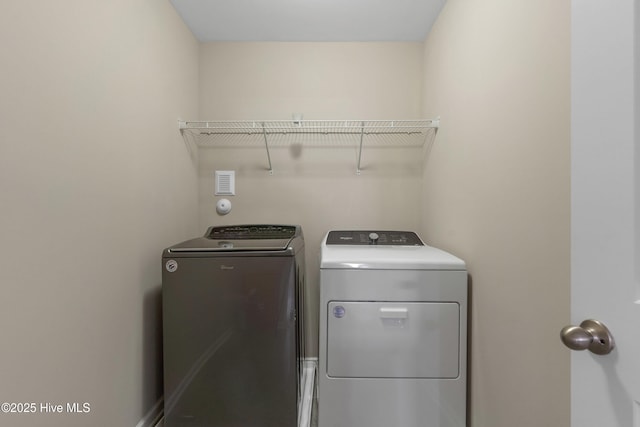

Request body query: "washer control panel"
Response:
[207, 224, 297, 240]
[326, 230, 424, 246]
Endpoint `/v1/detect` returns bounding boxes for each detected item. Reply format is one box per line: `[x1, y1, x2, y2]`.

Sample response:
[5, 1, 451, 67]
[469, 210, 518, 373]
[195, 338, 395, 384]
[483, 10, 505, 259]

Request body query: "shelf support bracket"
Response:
[356, 121, 364, 175]
[261, 124, 274, 175]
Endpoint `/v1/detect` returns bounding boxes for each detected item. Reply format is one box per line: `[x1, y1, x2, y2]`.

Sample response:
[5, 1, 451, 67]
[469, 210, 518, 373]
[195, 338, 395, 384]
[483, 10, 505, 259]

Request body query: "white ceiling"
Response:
[169, 0, 447, 42]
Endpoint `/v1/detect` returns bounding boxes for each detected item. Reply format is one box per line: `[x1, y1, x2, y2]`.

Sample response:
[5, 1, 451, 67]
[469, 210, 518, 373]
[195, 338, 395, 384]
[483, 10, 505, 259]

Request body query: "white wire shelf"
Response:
[179, 119, 439, 174]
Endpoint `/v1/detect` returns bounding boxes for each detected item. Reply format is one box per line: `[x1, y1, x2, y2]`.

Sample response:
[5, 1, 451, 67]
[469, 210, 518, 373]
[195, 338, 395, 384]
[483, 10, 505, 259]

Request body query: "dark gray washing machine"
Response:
[162, 224, 305, 427]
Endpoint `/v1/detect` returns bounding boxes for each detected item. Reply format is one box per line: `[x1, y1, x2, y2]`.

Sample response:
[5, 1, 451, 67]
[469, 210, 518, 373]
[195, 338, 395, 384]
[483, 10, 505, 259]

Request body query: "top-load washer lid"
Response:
[321, 230, 466, 270]
[166, 224, 301, 252]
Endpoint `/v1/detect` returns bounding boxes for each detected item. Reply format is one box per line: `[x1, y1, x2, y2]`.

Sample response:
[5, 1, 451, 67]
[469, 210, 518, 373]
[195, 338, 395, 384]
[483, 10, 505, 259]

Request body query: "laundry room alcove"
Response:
[178, 117, 442, 378]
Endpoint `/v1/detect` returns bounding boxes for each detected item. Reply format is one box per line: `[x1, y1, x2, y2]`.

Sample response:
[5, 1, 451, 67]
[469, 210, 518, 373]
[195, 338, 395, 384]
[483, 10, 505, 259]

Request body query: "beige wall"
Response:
[198, 42, 426, 355]
[0, 1, 199, 426]
[421, 1, 570, 426]
[199, 42, 424, 120]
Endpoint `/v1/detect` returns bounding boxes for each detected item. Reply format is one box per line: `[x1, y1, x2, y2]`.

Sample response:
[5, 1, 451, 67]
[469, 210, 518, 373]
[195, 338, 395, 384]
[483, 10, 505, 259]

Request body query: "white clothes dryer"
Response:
[318, 230, 467, 427]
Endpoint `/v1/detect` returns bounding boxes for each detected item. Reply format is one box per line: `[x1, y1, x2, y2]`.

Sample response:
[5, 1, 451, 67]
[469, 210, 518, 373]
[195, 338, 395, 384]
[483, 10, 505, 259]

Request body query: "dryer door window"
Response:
[326, 301, 460, 379]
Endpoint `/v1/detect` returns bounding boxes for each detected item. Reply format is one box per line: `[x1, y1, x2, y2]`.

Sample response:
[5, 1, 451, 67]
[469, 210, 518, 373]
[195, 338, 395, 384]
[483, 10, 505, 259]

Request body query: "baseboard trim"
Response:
[299, 359, 317, 427]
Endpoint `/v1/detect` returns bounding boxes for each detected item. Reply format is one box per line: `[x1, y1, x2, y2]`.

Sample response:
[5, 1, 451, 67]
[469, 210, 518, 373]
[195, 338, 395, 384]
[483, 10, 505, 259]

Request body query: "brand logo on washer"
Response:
[333, 306, 346, 318]
[165, 259, 178, 273]
[220, 265, 235, 270]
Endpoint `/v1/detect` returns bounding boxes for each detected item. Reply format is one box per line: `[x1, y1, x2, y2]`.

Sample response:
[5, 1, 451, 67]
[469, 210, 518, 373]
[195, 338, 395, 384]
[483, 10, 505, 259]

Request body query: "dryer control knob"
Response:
[369, 232, 379, 244]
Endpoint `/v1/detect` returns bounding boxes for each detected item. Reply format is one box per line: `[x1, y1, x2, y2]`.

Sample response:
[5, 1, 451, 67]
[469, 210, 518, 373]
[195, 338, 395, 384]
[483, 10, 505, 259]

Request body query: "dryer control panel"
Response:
[326, 230, 424, 246]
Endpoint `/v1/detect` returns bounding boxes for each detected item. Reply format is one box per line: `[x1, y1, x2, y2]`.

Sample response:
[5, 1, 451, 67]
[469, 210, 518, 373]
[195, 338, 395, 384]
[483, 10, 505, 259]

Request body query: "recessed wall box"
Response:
[215, 171, 235, 195]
